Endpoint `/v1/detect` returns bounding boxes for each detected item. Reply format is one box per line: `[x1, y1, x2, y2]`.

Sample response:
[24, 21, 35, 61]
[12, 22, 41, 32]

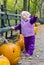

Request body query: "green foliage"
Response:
[15, 0, 23, 11]
[7, 0, 23, 12]
[30, 0, 38, 15]
[0, 0, 44, 18]
[7, 0, 15, 11]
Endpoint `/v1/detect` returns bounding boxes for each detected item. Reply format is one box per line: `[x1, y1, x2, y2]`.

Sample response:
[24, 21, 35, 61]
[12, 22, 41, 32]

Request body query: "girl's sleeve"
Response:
[30, 16, 37, 24]
[14, 23, 21, 30]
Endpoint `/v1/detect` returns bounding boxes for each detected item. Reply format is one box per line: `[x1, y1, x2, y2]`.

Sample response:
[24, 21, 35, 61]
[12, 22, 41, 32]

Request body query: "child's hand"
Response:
[11, 26, 14, 30]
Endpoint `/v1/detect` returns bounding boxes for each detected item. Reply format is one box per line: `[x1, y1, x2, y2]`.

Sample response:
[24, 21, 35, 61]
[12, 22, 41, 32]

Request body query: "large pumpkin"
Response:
[0, 55, 10, 65]
[16, 34, 24, 51]
[0, 43, 21, 65]
[34, 27, 38, 35]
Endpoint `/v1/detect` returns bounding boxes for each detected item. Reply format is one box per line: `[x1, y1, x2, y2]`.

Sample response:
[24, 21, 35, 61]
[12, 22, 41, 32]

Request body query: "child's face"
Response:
[21, 14, 29, 21]
[22, 15, 28, 21]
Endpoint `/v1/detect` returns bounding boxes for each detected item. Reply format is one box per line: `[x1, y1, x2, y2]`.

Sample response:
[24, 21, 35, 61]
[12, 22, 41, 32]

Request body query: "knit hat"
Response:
[20, 11, 31, 18]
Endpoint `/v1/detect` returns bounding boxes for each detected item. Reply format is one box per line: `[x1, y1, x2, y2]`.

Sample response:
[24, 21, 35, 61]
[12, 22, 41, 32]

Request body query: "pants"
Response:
[24, 36, 35, 56]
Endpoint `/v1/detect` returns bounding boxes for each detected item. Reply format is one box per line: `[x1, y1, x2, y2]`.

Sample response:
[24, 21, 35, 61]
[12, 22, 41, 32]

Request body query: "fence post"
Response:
[3, 4, 8, 39]
[10, 10, 18, 38]
[1, 4, 5, 28]
[1, 4, 4, 36]
[15, 10, 17, 25]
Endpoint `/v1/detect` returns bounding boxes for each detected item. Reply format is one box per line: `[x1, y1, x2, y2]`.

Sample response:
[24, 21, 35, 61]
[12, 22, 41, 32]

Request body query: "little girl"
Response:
[12, 11, 38, 58]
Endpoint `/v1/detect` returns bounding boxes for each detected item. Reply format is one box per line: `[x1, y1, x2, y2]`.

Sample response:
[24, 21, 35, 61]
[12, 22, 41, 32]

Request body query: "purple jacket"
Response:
[14, 16, 37, 37]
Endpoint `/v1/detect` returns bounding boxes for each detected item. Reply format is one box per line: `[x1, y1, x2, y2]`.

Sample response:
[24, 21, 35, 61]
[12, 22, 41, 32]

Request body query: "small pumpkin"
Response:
[35, 23, 41, 27]
[0, 43, 21, 65]
[34, 27, 38, 35]
[0, 55, 10, 65]
[16, 34, 24, 51]
[0, 47, 1, 55]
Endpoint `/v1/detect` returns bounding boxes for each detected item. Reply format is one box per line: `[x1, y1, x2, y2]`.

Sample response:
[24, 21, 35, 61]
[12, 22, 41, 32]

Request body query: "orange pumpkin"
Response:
[34, 27, 38, 35]
[0, 55, 10, 65]
[0, 47, 1, 55]
[35, 23, 41, 27]
[16, 34, 24, 51]
[0, 43, 21, 65]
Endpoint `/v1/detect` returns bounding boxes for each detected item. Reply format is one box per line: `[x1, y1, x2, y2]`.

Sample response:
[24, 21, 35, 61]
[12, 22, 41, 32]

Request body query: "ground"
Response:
[17, 25, 44, 65]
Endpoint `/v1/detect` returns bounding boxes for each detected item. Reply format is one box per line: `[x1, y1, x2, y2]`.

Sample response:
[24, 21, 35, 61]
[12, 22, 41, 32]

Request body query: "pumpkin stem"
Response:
[2, 36, 8, 43]
[0, 36, 8, 45]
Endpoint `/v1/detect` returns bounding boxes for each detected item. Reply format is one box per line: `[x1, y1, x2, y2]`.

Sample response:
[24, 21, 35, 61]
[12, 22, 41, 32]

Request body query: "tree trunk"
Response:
[28, 0, 30, 12]
[23, 0, 28, 11]
[3, 0, 7, 11]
